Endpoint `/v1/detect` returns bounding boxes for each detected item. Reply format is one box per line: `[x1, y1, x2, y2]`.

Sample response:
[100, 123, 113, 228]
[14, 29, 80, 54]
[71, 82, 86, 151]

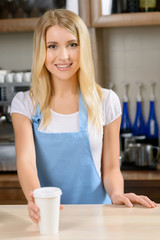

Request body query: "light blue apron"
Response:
[32, 91, 111, 204]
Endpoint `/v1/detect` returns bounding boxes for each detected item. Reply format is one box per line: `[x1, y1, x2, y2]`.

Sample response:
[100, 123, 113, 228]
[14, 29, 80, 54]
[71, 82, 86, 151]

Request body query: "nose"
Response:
[58, 47, 69, 60]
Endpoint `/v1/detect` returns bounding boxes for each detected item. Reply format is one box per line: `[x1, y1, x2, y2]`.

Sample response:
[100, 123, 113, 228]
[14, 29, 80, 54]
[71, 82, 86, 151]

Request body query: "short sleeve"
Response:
[102, 88, 122, 125]
[10, 91, 33, 120]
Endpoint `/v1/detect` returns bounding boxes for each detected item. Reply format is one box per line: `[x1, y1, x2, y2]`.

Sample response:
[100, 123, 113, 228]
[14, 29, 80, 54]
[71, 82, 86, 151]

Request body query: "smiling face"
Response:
[45, 25, 80, 84]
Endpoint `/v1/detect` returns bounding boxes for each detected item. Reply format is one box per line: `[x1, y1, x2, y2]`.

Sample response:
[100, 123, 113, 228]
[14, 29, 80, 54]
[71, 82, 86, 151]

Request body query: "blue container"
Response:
[146, 101, 159, 146]
[133, 101, 146, 136]
[120, 101, 132, 133]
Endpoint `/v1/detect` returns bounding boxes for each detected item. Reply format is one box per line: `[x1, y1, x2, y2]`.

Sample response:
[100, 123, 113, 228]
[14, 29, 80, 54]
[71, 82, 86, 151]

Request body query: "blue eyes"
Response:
[69, 43, 78, 47]
[47, 43, 78, 49]
[48, 45, 56, 49]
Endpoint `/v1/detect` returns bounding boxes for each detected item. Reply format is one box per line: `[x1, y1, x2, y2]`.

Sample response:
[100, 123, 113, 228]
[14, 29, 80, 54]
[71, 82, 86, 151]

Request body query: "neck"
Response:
[51, 74, 79, 97]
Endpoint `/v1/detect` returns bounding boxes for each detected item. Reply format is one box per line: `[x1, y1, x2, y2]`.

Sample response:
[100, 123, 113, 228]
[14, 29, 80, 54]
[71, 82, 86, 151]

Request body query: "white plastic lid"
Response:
[134, 135, 146, 140]
[121, 133, 133, 138]
[33, 187, 62, 198]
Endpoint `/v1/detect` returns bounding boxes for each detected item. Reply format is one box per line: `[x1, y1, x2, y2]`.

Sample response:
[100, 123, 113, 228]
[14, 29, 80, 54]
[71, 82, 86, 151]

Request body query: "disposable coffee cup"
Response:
[33, 187, 62, 235]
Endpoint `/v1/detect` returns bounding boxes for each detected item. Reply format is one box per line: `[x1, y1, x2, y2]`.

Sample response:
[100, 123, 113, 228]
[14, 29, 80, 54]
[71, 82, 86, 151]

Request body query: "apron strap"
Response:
[79, 90, 88, 131]
[31, 104, 42, 130]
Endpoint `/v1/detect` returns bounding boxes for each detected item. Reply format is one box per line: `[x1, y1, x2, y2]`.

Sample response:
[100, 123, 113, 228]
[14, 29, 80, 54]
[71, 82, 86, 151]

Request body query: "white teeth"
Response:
[56, 64, 70, 68]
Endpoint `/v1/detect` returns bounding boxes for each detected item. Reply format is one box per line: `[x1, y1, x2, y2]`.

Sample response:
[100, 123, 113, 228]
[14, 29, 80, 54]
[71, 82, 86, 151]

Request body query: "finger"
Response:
[118, 195, 133, 208]
[152, 201, 158, 207]
[28, 191, 34, 202]
[124, 193, 156, 208]
[60, 205, 64, 210]
[28, 201, 39, 213]
[31, 216, 39, 224]
[151, 201, 157, 208]
[130, 195, 153, 208]
[111, 194, 133, 207]
[28, 207, 40, 221]
[28, 201, 40, 225]
[139, 196, 157, 208]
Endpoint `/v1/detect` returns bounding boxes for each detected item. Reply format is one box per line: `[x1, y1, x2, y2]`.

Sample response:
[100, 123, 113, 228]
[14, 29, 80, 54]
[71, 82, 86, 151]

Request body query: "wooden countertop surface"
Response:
[0, 204, 160, 240]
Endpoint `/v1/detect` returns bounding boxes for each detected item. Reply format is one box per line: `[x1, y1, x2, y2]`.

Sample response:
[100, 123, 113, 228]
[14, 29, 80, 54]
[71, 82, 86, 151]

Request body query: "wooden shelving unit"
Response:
[90, 0, 160, 28]
[91, 12, 160, 28]
[0, 0, 88, 32]
[0, 11, 160, 33]
[0, 18, 39, 32]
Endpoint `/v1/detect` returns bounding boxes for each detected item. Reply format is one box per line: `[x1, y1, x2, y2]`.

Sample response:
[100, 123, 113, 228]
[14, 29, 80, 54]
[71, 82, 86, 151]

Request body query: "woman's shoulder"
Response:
[11, 90, 32, 105]
[10, 90, 33, 119]
[101, 88, 122, 125]
[101, 88, 119, 101]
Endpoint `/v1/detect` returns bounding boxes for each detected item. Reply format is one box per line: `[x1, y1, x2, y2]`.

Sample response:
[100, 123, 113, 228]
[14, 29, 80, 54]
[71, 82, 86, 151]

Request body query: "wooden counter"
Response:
[122, 170, 160, 180]
[0, 204, 160, 240]
[0, 172, 27, 204]
[122, 170, 160, 203]
[0, 171, 160, 204]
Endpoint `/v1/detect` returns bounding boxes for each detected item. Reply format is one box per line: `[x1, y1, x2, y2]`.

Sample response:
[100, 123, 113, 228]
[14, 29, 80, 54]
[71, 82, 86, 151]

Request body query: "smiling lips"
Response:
[55, 63, 72, 71]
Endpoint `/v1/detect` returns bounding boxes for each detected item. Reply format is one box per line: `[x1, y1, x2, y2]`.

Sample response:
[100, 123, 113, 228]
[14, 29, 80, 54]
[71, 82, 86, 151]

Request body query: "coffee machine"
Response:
[0, 70, 31, 172]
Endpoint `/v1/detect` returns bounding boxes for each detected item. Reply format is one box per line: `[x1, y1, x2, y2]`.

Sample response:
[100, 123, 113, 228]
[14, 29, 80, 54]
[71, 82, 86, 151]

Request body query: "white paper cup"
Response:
[33, 187, 62, 235]
[14, 72, 23, 82]
[23, 72, 31, 82]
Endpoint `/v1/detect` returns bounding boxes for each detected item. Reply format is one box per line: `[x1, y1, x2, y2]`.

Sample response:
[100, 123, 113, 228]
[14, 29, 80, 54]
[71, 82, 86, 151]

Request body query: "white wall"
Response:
[0, 32, 33, 71]
[102, 26, 160, 130]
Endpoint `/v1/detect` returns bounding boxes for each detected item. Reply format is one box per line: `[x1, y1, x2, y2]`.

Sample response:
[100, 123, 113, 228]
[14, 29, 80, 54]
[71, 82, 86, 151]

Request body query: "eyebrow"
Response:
[46, 40, 78, 45]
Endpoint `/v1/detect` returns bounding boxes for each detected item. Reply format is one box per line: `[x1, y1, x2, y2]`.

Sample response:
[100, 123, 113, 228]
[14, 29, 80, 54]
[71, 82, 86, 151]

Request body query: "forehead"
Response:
[45, 25, 77, 42]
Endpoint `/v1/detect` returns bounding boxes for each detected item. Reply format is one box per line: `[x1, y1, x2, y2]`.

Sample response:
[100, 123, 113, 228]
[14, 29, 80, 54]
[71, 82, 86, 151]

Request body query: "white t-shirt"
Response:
[10, 88, 121, 177]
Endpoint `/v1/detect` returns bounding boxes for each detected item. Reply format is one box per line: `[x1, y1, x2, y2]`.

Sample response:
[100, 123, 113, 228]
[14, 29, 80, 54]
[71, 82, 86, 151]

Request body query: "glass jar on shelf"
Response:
[139, 0, 157, 12]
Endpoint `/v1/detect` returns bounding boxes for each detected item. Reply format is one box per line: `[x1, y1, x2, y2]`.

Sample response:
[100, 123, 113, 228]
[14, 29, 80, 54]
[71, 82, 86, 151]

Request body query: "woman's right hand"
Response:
[28, 191, 40, 224]
[28, 191, 64, 224]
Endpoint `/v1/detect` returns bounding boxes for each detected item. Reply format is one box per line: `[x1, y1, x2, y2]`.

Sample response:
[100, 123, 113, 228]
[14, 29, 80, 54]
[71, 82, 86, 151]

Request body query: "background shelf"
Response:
[0, 18, 39, 32]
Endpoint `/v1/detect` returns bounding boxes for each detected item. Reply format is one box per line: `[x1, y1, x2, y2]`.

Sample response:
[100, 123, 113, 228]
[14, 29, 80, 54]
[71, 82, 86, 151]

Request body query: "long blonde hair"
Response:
[30, 9, 103, 130]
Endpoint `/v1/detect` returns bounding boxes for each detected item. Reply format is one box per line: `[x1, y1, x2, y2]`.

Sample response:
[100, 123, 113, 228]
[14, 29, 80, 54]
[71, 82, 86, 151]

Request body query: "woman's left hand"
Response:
[111, 193, 157, 208]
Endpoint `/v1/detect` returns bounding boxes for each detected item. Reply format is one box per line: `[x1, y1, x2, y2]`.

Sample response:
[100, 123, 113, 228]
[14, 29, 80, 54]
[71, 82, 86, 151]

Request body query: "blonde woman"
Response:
[11, 9, 157, 224]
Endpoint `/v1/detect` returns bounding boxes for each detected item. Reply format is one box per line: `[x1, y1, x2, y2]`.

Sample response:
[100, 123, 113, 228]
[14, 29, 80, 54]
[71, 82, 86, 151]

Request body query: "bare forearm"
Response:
[17, 160, 40, 201]
[103, 168, 124, 201]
